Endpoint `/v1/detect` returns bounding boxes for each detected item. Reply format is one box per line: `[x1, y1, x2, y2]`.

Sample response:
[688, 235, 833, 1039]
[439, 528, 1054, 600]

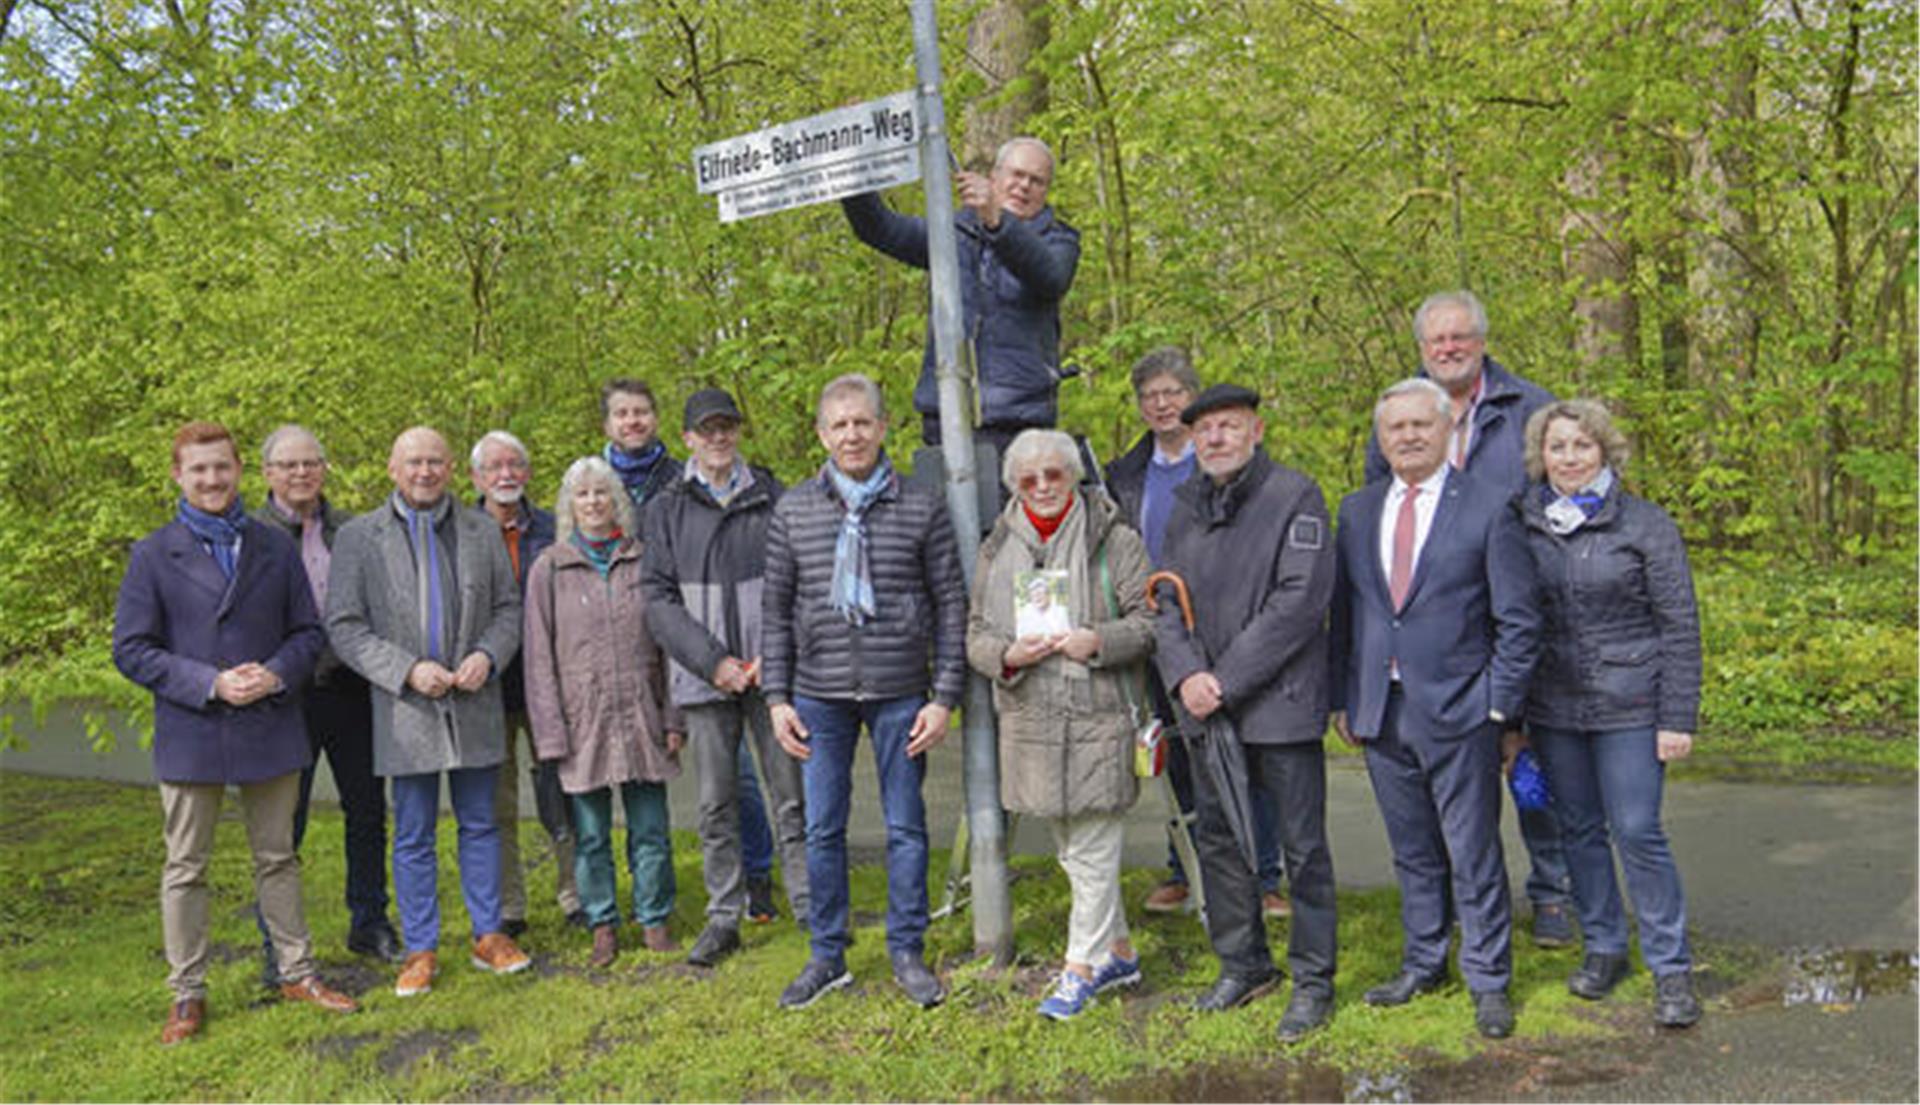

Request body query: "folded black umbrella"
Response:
[1146, 569, 1259, 874]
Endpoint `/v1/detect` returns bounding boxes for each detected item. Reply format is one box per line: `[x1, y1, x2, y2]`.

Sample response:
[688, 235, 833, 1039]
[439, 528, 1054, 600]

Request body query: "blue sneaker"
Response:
[1038, 970, 1098, 1021]
[1090, 952, 1142, 994]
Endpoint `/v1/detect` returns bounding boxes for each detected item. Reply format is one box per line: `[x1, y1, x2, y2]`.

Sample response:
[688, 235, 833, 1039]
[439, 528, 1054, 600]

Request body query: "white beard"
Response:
[488, 486, 524, 506]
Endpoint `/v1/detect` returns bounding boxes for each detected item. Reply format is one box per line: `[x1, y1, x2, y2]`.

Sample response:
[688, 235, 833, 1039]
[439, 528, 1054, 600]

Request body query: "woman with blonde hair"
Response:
[1518, 400, 1703, 1028]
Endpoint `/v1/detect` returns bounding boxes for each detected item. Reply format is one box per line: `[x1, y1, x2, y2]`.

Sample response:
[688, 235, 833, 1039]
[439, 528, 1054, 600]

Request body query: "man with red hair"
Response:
[114, 421, 359, 1045]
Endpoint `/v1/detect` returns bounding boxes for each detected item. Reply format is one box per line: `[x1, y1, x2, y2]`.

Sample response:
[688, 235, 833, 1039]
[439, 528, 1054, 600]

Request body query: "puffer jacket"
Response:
[523, 537, 683, 795]
[641, 465, 783, 708]
[966, 490, 1154, 818]
[761, 459, 968, 708]
[842, 192, 1080, 429]
[1519, 482, 1702, 733]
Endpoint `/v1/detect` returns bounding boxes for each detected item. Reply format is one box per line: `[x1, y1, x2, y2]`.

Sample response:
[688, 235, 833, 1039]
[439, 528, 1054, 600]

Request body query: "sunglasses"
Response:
[1016, 467, 1070, 492]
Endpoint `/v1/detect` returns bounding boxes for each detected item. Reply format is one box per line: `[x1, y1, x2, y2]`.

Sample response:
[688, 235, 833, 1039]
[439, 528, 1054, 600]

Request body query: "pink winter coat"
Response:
[523, 537, 683, 794]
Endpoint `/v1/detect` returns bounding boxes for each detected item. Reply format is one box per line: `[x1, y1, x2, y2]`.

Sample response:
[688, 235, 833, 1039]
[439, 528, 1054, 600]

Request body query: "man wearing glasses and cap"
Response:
[642, 388, 810, 969]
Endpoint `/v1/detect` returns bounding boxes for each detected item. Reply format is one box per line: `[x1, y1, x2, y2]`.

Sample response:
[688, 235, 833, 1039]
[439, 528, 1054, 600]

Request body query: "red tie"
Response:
[1390, 487, 1418, 611]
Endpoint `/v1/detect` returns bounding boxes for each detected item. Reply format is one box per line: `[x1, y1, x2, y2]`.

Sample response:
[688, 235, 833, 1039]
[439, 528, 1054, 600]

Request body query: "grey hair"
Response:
[815, 373, 887, 428]
[1523, 399, 1632, 483]
[994, 136, 1055, 177]
[1373, 377, 1453, 425]
[553, 455, 635, 542]
[1000, 429, 1083, 491]
[469, 429, 530, 472]
[1412, 290, 1489, 345]
[260, 424, 323, 466]
[1130, 345, 1200, 395]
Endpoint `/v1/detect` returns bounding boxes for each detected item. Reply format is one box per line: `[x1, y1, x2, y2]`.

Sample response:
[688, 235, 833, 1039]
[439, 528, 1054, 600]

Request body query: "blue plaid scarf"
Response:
[825, 453, 893, 625]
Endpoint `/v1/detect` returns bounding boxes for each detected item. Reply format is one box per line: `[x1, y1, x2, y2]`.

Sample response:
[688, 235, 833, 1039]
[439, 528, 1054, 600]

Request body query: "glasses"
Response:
[1138, 386, 1189, 405]
[1421, 331, 1483, 347]
[690, 420, 741, 439]
[268, 459, 325, 472]
[1016, 467, 1070, 492]
[480, 458, 529, 474]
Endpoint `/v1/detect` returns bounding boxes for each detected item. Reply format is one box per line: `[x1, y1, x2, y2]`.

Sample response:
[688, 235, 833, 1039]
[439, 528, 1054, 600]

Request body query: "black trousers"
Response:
[1189, 735, 1337, 996]
[292, 674, 390, 930]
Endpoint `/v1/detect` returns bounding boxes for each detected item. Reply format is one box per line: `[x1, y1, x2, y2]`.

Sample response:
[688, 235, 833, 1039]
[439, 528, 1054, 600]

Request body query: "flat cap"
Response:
[684, 387, 743, 429]
[1180, 383, 1261, 424]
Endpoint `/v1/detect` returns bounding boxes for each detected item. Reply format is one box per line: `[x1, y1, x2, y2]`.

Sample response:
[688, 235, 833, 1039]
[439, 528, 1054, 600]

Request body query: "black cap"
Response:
[684, 387, 743, 430]
[1179, 383, 1260, 424]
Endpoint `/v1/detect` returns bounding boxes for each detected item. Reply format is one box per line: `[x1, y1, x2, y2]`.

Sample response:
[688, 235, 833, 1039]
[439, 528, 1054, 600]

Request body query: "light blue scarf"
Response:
[825, 453, 893, 625]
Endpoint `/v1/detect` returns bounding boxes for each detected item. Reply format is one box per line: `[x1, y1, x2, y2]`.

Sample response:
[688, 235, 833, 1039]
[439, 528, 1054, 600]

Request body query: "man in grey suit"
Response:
[1330, 378, 1542, 1039]
[327, 426, 530, 997]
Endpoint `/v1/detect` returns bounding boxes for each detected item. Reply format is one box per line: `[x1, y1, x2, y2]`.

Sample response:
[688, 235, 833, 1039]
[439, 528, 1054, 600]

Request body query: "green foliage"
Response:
[0, 773, 1677, 1101]
[0, 0, 1912, 771]
[1691, 555, 1918, 776]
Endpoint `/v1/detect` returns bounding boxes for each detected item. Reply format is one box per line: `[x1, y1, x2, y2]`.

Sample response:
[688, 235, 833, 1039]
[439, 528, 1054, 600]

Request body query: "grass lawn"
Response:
[0, 772, 1727, 1102]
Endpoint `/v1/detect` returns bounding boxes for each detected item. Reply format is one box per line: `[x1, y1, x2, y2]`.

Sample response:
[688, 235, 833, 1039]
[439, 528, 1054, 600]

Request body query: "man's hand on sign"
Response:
[958, 170, 1000, 230]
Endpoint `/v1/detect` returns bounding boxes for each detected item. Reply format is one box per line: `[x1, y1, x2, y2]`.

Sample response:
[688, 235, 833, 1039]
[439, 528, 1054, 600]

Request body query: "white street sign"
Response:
[693, 92, 921, 223]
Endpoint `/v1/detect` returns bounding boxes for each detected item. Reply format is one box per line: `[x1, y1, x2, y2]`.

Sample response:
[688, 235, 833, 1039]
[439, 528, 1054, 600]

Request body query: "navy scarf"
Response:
[604, 441, 668, 506]
[177, 496, 249, 580]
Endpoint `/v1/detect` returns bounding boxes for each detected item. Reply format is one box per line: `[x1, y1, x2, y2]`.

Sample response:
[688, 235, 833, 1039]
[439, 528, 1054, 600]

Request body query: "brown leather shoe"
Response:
[1143, 880, 1191, 914]
[641, 925, 680, 953]
[160, 998, 204, 1045]
[472, 932, 531, 975]
[395, 950, 438, 997]
[1262, 891, 1292, 919]
[280, 975, 360, 1013]
[590, 924, 619, 969]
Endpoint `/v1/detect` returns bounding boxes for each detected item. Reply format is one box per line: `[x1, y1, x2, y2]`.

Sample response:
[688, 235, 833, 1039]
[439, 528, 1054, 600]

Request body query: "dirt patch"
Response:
[378, 1027, 480, 1078]
[310, 1031, 381, 1063]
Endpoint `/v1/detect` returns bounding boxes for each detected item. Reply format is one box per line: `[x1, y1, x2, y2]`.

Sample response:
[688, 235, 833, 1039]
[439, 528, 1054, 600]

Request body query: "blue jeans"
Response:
[794, 693, 929, 965]
[391, 767, 501, 952]
[1531, 725, 1692, 974]
[569, 781, 675, 928]
[737, 743, 775, 880]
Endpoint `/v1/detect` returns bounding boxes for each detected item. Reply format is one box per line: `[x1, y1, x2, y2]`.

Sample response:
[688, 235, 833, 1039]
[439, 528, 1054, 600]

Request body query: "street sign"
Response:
[692, 91, 921, 223]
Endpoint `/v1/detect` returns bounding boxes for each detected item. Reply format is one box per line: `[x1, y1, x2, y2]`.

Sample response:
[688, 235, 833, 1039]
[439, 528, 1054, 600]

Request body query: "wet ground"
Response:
[5, 702, 1915, 1101]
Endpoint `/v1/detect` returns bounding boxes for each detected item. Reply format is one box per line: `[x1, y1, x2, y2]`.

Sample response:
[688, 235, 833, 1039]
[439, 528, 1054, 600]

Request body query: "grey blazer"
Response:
[326, 496, 522, 777]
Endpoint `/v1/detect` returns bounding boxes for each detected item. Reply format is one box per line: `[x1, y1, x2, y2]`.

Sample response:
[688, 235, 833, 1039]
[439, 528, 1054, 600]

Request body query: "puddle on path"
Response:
[1782, 947, 1919, 1007]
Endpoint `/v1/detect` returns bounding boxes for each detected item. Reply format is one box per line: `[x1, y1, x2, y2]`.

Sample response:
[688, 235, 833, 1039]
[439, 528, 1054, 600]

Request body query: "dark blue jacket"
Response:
[842, 192, 1080, 430]
[1519, 483, 1702, 733]
[113, 518, 324, 784]
[1364, 356, 1554, 498]
[1330, 467, 1542, 739]
[472, 498, 555, 715]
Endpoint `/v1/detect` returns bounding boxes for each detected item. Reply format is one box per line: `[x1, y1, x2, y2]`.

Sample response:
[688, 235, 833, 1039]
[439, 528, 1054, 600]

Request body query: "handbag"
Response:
[1098, 544, 1164, 777]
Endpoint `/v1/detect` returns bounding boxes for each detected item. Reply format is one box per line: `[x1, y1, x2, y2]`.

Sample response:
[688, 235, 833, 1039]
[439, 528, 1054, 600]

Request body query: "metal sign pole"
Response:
[908, 0, 1011, 964]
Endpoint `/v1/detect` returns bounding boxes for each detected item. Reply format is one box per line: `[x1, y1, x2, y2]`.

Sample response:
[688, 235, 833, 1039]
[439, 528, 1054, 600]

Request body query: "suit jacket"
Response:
[326, 496, 522, 777]
[112, 518, 324, 785]
[1362, 357, 1554, 499]
[1330, 467, 1541, 740]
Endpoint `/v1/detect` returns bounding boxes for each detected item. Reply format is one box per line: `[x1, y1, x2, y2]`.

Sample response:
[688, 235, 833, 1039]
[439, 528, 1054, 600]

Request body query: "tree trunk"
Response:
[1685, 0, 1760, 388]
[961, 0, 1049, 171]
[1561, 141, 1640, 384]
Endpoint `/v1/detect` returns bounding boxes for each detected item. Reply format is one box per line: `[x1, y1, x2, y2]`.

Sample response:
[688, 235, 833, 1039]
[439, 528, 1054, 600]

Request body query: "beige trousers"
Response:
[1046, 811, 1131, 967]
[159, 772, 313, 1000]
